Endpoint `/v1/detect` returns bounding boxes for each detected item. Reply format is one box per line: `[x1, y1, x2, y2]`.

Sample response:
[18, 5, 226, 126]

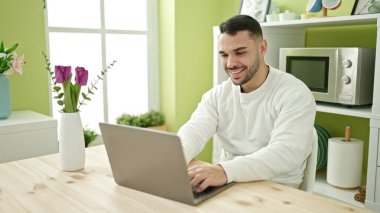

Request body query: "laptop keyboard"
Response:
[192, 186, 218, 199]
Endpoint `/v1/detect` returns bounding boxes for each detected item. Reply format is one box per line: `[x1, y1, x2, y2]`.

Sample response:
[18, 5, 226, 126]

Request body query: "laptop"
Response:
[99, 122, 233, 205]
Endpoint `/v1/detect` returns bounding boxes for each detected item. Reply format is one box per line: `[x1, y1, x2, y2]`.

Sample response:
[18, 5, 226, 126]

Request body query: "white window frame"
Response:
[43, 0, 159, 121]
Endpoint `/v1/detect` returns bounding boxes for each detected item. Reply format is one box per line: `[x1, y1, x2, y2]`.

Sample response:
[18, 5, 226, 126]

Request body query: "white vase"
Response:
[59, 112, 85, 171]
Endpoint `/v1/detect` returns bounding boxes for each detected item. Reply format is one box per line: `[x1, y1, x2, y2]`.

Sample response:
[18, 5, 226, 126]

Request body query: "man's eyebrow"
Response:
[219, 47, 247, 54]
[233, 47, 247, 52]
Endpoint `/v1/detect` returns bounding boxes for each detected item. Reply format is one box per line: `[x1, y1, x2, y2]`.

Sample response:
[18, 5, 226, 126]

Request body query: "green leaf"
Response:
[116, 111, 165, 127]
[1, 60, 7, 68]
[87, 88, 94, 94]
[57, 100, 64, 106]
[73, 83, 80, 94]
[63, 79, 75, 113]
[91, 83, 98, 90]
[83, 127, 99, 147]
[5, 43, 18, 54]
[0, 42, 4, 52]
[70, 83, 80, 111]
[81, 92, 91, 101]
[57, 93, 64, 98]
[72, 83, 81, 107]
[53, 86, 61, 92]
[0, 60, 9, 72]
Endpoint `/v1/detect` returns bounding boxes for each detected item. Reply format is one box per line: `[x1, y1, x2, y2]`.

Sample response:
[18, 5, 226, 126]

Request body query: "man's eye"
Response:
[236, 52, 245, 55]
[220, 54, 228, 58]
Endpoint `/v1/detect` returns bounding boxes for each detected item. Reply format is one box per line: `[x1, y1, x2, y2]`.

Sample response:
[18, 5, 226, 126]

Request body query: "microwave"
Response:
[279, 47, 375, 106]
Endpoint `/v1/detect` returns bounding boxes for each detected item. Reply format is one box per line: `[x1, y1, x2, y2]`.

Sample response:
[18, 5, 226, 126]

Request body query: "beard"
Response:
[225, 55, 261, 86]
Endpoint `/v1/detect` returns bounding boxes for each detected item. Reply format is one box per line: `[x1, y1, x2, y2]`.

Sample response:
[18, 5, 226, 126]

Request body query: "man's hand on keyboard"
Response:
[188, 163, 227, 192]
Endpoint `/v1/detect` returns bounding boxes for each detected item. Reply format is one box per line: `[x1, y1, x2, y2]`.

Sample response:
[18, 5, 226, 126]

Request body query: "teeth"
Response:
[230, 69, 243, 74]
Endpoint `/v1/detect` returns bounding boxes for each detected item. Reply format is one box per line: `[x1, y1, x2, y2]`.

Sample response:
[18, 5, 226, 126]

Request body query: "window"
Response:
[45, 0, 159, 131]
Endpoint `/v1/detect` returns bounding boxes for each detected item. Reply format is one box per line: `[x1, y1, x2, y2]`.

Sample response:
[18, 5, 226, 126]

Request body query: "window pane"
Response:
[47, 0, 100, 28]
[104, 0, 147, 30]
[106, 34, 148, 123]
[49, 32, 103, 131]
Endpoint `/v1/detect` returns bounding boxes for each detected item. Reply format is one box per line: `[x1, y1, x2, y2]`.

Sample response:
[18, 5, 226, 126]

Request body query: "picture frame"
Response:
[239, 0, 271, 22]
[352, 0, 380, 15]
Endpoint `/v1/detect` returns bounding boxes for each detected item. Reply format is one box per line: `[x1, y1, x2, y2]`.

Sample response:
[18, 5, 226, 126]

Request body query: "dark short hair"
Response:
[219, 15, 263, 39]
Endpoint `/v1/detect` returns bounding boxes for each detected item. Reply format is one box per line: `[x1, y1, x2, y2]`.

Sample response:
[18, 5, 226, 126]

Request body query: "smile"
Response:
[229, 68, 244, 79]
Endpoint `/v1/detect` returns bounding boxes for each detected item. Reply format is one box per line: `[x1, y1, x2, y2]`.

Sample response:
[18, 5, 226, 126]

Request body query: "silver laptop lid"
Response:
[99, 123, 195, 205]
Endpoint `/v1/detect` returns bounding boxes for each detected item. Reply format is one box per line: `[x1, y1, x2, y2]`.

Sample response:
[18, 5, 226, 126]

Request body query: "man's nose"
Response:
[226, 56, 238, 68]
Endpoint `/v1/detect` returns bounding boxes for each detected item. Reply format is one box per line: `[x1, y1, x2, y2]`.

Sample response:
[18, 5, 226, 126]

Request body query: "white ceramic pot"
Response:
[59, 112, 85, 171]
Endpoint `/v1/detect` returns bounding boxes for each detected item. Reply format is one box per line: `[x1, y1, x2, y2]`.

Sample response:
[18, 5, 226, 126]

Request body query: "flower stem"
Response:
[77, 60, 117, 111]
[42, 51, 65, 112]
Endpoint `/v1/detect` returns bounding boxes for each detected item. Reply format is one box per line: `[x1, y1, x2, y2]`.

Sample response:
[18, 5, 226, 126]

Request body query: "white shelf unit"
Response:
[213, 13, 380, 211]
[260, 14, 380, 117]
[316, 103, 372, 119]
[260, 14, 380, 212]
[314, 170, 364, 208]
[0, 110, 58, 163]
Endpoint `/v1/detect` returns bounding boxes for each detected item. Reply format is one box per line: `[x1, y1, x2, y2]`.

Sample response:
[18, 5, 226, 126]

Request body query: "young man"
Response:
[178, 15, 316, 192]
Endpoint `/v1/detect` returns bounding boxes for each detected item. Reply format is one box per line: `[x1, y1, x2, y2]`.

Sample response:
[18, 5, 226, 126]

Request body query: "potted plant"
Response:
[116, 110, 167, 131]
[83, 127, 99, 148]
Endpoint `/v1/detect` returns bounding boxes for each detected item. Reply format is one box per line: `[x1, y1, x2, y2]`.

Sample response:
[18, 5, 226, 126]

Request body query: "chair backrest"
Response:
[299, 127, 318, 192]
[213, 127, 319, 192]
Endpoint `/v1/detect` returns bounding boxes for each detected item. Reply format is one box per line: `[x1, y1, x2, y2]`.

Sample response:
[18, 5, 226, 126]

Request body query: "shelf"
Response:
[316, 102, 372, 119]
[313, 170, 364, 208]
[0, 110, 58, 163]
[261, 14, 380, 28]
[0, 110, 57, 134]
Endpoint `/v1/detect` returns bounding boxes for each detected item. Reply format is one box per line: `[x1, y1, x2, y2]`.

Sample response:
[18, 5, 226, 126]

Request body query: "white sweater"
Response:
[178, 66, 316, 188]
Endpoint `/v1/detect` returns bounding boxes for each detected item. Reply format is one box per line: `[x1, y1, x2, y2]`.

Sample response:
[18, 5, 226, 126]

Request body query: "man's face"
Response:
[218, 30, 264, 86]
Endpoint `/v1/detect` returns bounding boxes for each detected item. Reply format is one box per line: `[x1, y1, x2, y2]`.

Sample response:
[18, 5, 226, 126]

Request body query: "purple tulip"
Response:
[55, 66, 72, 83]
[75, 66, 88, 86]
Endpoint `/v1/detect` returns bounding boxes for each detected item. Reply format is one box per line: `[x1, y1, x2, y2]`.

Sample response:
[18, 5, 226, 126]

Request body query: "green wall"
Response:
[159, 0, 240, 162]
[159, 0, 240, 132]
[0, 0, 50, 116]
[159, 0, 176, 134]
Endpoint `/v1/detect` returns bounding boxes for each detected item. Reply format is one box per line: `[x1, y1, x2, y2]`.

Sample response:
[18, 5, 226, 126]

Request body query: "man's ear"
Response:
[259, 39, 268, 55]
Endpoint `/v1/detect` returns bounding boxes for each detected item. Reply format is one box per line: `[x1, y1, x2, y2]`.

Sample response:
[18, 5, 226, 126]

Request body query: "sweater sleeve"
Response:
[177, 90, 219, 164]
[220, 84, 316, 183]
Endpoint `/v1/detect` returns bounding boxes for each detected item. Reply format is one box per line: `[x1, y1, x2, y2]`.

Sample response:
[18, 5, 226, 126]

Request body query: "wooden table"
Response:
[0, 145, 372, 212]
